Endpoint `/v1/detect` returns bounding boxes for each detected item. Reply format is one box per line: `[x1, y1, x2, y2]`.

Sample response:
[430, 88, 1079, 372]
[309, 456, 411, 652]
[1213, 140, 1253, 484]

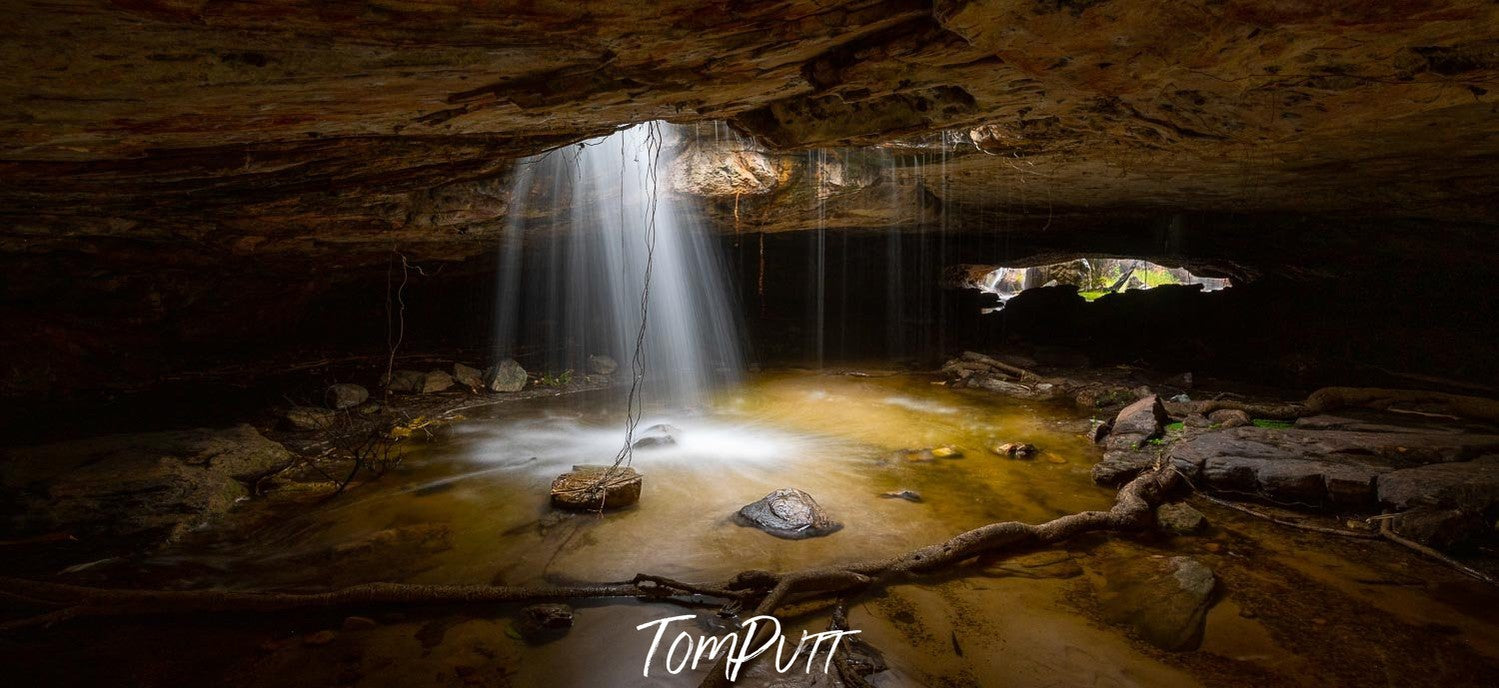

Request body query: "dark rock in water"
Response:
[587, 354, 619, 376]
[549, 465, 642, 511]
[0, 425, 291, 544]
[387, 369, 454, 394]
[452, 362, 483, 390]
[1095, 555, 1216, 651]
[735, 488, 842, 539]
[483, 359, 528, 392]
[991, 442, 1037, 459]
[324, 383, 369, 410]
[282, 406, 336, 431]
[880, 490, 923, 502]
[515, 603, 574, 643]
[632, 423, 681, 449]
[1208, 408, 1252, 428]
[1157, 502, 1207, 534]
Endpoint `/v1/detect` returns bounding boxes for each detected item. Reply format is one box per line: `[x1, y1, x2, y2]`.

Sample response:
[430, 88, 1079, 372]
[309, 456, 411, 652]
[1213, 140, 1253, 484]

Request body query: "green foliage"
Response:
[1251, 419, 1294, 429]
[1165, 421, 1185, 433]
[538, 369, 574, 388]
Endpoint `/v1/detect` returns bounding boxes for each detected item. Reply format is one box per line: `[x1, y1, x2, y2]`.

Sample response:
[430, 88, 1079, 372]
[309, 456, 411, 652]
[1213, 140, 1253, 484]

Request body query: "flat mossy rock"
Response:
[549, 465, 642, 511]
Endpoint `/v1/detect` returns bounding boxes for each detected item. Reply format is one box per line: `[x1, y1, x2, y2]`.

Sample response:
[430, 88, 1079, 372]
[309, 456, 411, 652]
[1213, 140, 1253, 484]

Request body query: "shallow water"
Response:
[33, 371, 1499, 687]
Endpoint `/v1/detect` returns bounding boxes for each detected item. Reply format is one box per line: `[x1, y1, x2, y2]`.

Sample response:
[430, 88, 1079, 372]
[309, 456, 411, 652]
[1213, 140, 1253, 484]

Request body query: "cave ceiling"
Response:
[3, 0, 1498, 267]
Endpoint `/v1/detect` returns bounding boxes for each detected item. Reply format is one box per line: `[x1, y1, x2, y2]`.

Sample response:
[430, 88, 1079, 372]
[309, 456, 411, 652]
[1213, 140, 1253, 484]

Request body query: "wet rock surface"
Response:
[0, 425, 291, 543]
[734, 488, 842, 539]
[549, 465, 642, 511]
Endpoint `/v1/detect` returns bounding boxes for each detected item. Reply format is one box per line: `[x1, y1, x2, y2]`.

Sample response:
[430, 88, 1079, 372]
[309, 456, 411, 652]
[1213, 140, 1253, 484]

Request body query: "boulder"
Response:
[484, 359, 528, 392]
[1207, 408, 1252, 428]
[549, 465, 642, 511]
[734, 488, 842, 539]
[1156, 502, 1207, 534]
[387, 369, 453, 394]
[1095, 555, 1216, 651]
[1113, 395, 1168, 438]
[587, 354, 619, 376]
[282, 406, 336, 431]
[324, 383, 369, 410]
[0, 425, 291, 543]
[452, 362, 484, 390]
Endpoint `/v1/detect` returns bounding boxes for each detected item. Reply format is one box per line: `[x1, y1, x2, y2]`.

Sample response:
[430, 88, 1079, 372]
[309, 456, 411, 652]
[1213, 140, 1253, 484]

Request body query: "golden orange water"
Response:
[154, 370, 1499, 687]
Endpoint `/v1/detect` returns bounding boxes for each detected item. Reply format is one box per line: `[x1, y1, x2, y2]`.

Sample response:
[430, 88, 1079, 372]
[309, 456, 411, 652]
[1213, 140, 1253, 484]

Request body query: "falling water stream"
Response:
[45, 123, 1499, 688]
[493, 123, 742, 410]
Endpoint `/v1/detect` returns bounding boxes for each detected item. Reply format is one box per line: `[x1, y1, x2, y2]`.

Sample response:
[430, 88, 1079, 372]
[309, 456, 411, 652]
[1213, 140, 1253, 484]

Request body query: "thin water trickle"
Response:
[492, 123, 743, 409]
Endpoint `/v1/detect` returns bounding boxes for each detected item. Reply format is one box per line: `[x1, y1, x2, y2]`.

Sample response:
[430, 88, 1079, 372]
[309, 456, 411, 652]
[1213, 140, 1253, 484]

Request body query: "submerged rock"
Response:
[484, 359, 528, 392]
[387, 369, 454, 394]
[549, 465, 642, 511]
[324, 383, 369, 410]
[587, 354, 619, 376]
[452, 362, 484, 390]
[734, 488, 842, 539]
[1095, 555, 1217, 651]
[880, 489, 923, 502]
[515, 603, 574, 643]
[1157, 502, 1207, 534]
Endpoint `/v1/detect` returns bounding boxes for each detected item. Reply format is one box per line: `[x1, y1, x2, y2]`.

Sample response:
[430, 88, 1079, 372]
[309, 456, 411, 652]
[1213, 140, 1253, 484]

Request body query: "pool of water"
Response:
[17, 370, 1499, 688]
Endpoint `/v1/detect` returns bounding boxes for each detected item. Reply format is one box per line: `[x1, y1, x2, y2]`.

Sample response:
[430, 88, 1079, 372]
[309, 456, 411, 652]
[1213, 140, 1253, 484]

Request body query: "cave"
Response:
[4, 3, 1499, 687]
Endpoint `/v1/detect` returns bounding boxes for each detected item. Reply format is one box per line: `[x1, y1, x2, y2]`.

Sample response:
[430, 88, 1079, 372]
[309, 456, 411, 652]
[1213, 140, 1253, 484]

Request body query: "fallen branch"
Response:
[1192, 492, 1379, 540]
[1377, 519, 1499, 587]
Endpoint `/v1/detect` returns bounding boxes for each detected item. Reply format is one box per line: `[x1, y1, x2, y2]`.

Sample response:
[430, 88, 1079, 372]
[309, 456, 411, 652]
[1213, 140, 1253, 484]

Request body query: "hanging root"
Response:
[0, 467, 1180, 651]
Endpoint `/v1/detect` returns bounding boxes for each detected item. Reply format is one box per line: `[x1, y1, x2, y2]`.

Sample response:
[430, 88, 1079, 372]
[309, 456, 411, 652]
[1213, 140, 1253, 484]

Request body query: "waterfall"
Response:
[493, 123, 744, 409]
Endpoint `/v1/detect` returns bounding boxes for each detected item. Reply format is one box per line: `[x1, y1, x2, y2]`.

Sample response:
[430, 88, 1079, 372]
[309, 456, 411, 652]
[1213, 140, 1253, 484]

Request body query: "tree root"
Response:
[1192, 492, 1380, 540]
[1305, 387, 1499, 424]
[1164, 399, 1305, 420]
[0, 467, 1182, 685]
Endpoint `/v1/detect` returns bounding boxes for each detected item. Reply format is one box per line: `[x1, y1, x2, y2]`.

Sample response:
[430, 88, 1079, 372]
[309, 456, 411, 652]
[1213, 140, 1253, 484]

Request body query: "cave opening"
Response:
[4, 5, 1499, 688]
